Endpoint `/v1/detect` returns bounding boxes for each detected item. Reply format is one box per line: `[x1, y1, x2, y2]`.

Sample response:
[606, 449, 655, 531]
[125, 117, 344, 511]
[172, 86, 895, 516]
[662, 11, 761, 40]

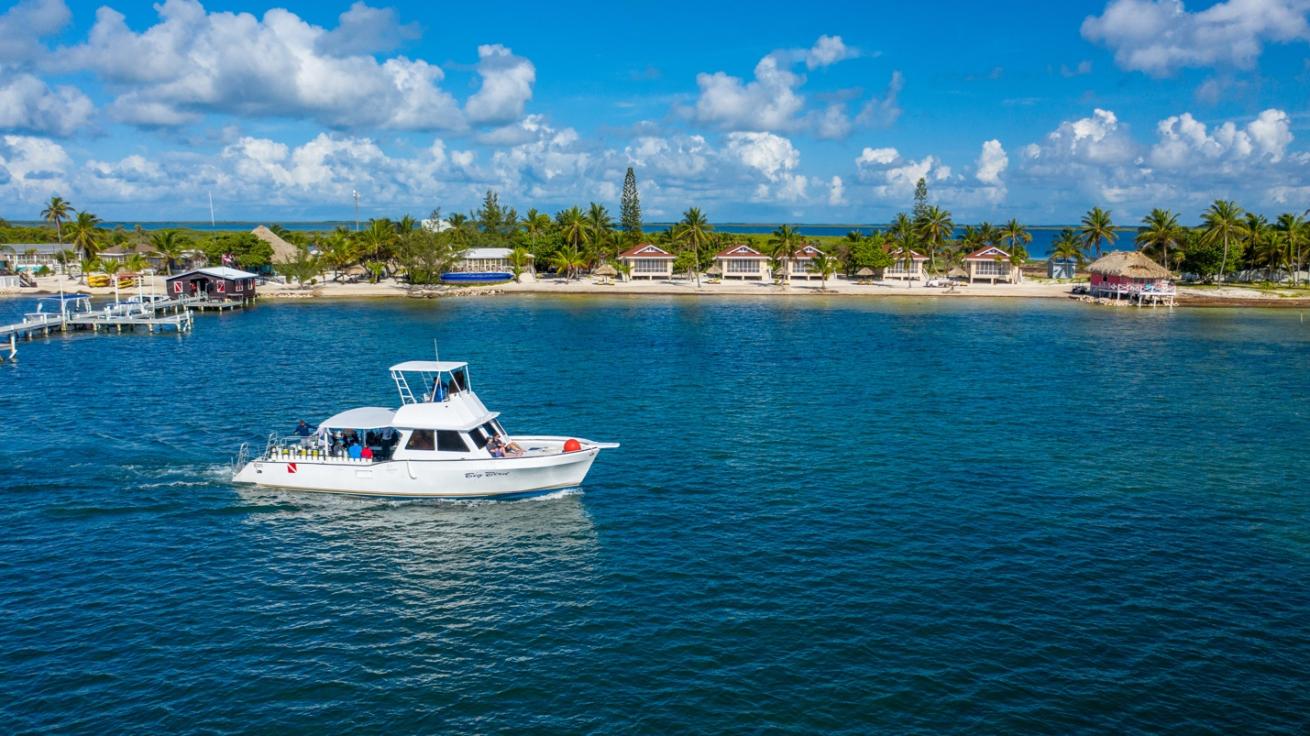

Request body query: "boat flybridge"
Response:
[232, 360, 618, 498]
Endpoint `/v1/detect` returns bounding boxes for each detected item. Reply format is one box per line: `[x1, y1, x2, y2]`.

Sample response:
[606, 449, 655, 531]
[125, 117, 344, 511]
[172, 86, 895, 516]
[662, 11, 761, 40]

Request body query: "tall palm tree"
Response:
[41, 195, 73, 245]
[1136, 208, 1182, 270]
[1245, 213, 1277, 280]
[585, 203, 615, 262]
[998, 218, 1031, 262]
[359, 218, 397, 281]
[66, 210, 103, 260]
[522, 208, 552, 248]
[556, 206, 589, 252]
[677, 208, 713, 288]
[1276, 212, 1307, 286]
[918, 206, 955, 275]
[1080, 207, 1116, 259]
[1200, 200, 1247, 282]
[1052, 228, 1085, 266]
[769, 224, 801, 286]
[149, 230, 184, 275]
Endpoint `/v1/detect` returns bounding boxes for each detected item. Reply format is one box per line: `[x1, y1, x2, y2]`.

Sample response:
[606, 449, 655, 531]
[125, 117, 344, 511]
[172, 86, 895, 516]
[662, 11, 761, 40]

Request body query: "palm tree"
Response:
[1136, 208, 1182, 270]
[918, 206, 956, 275]
[1245, 213, 1277, 280]
[676, 208, 713, 288]
[360, 219, 397, 281]
[586, 202, 615, 262]
[1052, 229, 1085, 274]
[522, 208, 552, 248]
[1080, 207, 1116, 259]
[1200, 200, 1247, 282]
[556, 206, 589, 252]
[41, 195, 73, 245]
[149, 230, 184, 275]
[66, 211, 103, 260]
[769, 224, 801, 286]
[550, 244, 586, 280]
[508, 246, 532, 282]
[810, 252, 838, 290]
[1276, 212, 1307, 286]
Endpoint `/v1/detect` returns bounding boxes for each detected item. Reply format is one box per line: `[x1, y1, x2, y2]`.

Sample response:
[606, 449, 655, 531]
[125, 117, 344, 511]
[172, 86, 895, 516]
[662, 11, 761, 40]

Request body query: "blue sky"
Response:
[1, 0, 1308, 224]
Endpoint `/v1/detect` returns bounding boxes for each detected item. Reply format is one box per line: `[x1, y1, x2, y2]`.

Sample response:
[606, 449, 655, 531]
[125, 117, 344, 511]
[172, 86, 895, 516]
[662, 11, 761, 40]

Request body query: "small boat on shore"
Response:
[440, 271, 512, 284]
[231, 359, 617, 498]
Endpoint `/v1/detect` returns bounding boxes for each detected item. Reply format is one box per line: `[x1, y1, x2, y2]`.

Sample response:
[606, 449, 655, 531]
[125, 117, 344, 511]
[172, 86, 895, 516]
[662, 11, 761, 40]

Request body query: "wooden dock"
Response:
[0, 294, 242, 362]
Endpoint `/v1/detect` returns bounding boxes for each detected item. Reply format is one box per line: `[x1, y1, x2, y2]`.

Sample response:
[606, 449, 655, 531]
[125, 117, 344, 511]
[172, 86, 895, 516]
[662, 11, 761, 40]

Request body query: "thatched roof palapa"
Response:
[251, 225, 299, 264]
[706, 264, 723, 275]
[1087, 250, 1172, 279]
[855, 267, 875, 277]
[594, 263, 618, 277]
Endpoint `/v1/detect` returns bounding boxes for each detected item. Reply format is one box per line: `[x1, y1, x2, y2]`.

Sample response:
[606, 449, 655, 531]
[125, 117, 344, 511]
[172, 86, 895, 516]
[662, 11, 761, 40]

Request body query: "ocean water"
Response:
[2, 296, 1309, 733]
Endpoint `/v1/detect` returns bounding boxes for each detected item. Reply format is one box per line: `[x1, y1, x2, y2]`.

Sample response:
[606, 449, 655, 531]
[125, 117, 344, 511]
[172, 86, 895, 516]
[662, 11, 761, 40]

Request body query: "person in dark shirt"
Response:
[294, 420, 313, 437]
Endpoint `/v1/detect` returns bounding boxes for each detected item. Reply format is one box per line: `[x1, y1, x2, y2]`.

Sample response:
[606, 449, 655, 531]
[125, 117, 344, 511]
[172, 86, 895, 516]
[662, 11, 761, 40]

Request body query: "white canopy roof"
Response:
[390, 360, 468, 373]
[168, 266, 259, 280]
[320, 406, 395, 429]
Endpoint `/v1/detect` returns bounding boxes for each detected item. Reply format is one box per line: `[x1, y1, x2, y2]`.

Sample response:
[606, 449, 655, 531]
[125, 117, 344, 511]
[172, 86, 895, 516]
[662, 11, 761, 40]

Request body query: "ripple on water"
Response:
[1, 297, 1309, 733]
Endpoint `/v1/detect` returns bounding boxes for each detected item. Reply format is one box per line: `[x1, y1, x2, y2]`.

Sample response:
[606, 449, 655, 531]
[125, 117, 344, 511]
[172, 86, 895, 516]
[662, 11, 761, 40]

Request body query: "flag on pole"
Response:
[222, 253, 234, 266]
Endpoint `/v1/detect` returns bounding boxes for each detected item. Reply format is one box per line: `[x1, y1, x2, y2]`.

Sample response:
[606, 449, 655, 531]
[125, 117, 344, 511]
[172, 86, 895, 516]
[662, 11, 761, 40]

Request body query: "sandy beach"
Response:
[6, 273, 1310, 307]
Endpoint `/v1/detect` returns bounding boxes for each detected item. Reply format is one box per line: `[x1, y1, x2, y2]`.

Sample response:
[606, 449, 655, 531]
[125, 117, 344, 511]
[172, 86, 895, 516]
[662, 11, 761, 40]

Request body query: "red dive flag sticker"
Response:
[287, 463, 297, 474]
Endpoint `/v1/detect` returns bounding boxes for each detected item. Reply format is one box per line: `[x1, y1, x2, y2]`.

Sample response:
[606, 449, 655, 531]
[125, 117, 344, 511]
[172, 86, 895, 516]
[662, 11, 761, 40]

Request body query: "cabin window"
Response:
[437, 430, 467, 452]
[405, 429, 435, 451]
[467, 428, 489, 449]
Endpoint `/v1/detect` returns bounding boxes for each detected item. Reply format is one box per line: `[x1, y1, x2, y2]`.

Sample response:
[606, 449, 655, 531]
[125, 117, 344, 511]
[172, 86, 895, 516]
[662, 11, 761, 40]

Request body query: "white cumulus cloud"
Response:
[1081, 0, 1310, 76]
[465, 44, 537, 125]
[54, 0, 526, 132]
[976, 139, 1008, 185]
[0, 73, 93, 136]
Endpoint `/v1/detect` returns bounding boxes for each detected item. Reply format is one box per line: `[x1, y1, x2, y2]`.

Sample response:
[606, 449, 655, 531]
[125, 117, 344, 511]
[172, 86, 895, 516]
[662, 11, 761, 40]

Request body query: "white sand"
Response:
[9, 273, 1308, 305]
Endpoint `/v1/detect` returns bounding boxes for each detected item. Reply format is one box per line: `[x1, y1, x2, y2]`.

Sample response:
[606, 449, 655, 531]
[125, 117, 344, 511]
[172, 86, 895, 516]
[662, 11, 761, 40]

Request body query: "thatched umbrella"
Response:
[855, 266, 874, 284]
[594, 263, 617, 285]
[706, 263, 723, 276]
[947, 266, 968, 280]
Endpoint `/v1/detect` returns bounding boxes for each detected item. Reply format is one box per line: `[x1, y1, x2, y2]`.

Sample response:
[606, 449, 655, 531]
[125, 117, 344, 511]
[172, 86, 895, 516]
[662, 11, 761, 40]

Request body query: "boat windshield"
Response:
[391, 364, 472, 404]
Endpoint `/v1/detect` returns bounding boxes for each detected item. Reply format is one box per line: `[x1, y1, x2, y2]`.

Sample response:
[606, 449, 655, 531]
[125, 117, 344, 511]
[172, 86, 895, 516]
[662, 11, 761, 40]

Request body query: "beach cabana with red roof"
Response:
[714, 243, 769, 280]
[618, 243, 675, 280]
[886, 249, 928, 281]
[964, 246, 1020, 284]
[789, 244, 825, 280]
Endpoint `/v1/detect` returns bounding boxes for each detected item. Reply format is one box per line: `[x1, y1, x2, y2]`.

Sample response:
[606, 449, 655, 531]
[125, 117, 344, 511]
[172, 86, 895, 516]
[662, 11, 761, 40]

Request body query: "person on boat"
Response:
[487, 436, 506, 458]
[294, 420, 314, 437]
[347, 441, 363, 460]
[360, 445, 374, 461]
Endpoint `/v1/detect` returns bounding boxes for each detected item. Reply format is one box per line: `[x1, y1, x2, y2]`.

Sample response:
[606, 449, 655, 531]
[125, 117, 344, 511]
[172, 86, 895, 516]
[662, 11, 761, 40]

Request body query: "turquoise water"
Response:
[2, 296, 1309, 733]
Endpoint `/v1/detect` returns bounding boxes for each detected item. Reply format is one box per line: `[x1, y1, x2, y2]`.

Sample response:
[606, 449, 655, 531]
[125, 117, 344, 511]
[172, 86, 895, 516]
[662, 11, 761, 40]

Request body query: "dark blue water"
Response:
[3, 296, 1309, 733]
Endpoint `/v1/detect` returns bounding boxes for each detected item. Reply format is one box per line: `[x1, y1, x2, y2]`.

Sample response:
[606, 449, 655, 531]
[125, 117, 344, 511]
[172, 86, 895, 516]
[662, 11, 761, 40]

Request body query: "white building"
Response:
[618, 243, 675, 279]
[714, 244, 770, 279]
[885, 249, 928, 281]
[454, 247, 533, 276]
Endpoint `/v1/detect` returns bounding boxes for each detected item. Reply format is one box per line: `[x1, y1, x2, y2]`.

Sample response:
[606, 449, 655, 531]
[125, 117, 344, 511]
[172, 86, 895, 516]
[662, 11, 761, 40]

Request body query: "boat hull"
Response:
[232, 446, 601, 498]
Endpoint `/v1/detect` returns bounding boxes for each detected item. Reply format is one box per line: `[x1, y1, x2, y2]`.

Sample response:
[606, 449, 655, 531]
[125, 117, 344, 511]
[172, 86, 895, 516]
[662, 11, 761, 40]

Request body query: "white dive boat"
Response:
[232, 360, 618, 498]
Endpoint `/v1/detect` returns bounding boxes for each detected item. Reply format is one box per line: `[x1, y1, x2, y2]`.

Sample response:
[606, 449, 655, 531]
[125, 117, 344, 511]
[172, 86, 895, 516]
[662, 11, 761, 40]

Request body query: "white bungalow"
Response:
[715, 243, 769, 280]
[454, 247, 533, 277]
[964, 245, 1020, 284]
[885, 249, 928, 281]
[618, 243, 675, 280]
[789, 244, 825, 280]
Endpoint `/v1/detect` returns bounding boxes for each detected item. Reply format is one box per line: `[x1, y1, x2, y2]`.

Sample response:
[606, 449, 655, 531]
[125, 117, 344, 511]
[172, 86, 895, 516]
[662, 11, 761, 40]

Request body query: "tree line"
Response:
[5, 175, 1306, 285]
